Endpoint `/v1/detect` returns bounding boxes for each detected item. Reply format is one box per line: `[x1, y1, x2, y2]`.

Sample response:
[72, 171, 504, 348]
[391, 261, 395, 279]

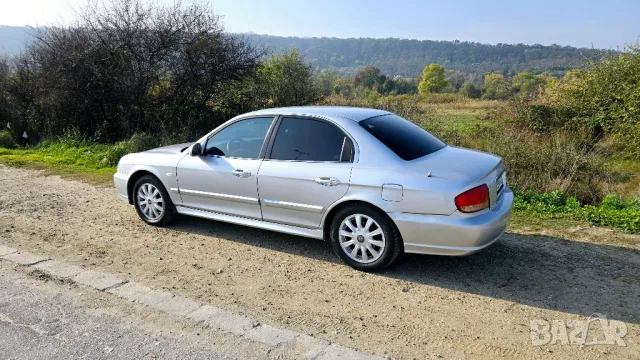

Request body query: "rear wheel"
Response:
[330, 204, 402, 272]
[133, 175, 177, 226]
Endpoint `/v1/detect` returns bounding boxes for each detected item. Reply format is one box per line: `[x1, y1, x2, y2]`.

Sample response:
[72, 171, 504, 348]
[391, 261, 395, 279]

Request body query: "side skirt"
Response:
[175, 205, 324, 240]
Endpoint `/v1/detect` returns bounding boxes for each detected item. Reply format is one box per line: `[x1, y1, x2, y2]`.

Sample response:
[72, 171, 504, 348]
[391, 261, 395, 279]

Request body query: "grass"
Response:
[0, 144, 116, 185]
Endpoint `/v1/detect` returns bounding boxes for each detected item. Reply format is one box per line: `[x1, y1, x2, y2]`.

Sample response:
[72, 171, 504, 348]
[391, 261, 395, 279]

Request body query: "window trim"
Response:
[202, 116, 278, 160]
[264, 115, 356, 163]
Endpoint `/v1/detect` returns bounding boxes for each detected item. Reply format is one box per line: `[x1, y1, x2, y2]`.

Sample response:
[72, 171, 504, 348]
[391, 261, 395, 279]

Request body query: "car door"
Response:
[257, 117, 354, 228]
[176, 117, 275, 220]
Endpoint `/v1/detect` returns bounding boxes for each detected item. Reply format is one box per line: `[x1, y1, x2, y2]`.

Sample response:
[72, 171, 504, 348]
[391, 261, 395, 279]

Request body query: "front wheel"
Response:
[133, 175, 177, 226]
[330, 204, 402, 272]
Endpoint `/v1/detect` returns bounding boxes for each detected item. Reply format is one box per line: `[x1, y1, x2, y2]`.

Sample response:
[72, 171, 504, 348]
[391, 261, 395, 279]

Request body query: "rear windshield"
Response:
[359, 114, 446, 161]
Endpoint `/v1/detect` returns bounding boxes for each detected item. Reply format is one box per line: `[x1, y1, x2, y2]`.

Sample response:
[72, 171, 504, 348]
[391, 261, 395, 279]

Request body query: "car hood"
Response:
[407, 146, 502, 186]
[143, 143, 193, 155]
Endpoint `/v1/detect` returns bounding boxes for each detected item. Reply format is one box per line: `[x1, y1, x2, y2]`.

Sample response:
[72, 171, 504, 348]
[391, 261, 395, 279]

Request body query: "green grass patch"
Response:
[514, 190, 640, 233]
[0, 132, 180, 185]
[0, 141, 119, 185]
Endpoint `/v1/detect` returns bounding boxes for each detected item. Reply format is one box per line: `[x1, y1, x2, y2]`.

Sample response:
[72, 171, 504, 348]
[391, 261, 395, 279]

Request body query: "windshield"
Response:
[359, 114, 446, 161]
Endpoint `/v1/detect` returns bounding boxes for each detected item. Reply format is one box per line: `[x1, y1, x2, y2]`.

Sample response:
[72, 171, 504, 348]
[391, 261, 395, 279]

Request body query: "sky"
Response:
[0, 0, 638, 49]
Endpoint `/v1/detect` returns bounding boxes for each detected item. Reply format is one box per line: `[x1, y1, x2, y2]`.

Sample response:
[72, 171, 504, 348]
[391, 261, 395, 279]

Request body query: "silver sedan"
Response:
[114, 106, 513, 271]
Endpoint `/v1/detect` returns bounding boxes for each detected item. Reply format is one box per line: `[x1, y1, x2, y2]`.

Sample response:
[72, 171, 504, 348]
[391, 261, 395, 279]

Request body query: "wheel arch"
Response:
[321, 199, 398, 242]
[126, 168, 162, 205]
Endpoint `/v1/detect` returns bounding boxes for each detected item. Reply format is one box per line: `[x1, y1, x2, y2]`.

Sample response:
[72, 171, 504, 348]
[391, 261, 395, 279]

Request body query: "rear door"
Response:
[257, 117, 354, 228]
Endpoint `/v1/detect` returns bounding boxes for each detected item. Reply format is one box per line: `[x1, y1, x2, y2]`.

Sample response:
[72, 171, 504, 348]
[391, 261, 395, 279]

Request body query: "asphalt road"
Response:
[0, 261, 273, 360]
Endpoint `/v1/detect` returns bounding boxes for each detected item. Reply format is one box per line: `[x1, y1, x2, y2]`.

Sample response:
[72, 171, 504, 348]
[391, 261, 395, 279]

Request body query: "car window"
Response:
[270, 117, 352, 162]
[359, 114, 446, 161]
[204, 117, 274, 158]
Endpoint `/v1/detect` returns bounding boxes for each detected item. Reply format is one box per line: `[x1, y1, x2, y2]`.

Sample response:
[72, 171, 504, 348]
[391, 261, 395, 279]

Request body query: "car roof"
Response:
[242, 106, 390, 122]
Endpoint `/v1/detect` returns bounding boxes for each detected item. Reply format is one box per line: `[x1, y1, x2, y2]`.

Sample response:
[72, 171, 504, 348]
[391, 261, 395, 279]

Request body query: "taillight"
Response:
[455, 184, 489, 213]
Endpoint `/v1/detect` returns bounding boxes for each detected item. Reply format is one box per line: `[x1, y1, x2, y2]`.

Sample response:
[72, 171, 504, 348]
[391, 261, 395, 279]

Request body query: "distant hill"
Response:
[247, 34, 604, 77]
[0, 26, 604, 77]
[0, 26, 34, 56]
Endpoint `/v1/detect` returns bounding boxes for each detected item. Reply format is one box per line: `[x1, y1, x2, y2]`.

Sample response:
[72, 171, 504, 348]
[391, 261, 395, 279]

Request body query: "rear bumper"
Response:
[113, 172, 130, 203]
[389, 188, 513, 256]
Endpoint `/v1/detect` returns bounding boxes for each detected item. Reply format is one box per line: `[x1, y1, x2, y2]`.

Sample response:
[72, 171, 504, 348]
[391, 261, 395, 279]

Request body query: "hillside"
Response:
[247, 34, 603, 77]
[0, 26, 604, 77]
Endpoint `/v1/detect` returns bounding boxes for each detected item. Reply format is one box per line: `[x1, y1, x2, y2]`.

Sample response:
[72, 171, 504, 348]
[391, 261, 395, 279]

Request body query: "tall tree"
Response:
[256, 48, 322, 107]
[8, 0, 261, 142]
[512, 72, 546, 96]
[418, 64, 448, 94]
[352, 65, 382, 89]
[459, 81, 481, 98]
[481, 73, 512, 100]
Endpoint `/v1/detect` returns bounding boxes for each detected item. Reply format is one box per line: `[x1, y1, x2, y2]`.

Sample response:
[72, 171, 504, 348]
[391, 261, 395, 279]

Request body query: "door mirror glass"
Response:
[190, 143, 202, 156]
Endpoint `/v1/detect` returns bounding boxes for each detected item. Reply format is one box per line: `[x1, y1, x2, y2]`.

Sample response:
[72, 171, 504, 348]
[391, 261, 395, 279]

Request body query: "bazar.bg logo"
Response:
[530, 313, 627, 346]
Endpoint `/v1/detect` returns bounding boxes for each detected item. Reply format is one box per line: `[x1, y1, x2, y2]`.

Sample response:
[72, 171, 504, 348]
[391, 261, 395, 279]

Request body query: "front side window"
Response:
[360, 114, 446, 161]
[270, 117, 352, 162]
[204, 117, 274, 158]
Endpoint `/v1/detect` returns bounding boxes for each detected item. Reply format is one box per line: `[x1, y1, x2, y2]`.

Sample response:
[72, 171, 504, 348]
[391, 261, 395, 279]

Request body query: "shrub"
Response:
[0, 130, 16, 148]
[3, 0, 260, 143]
[471, 125, 612, 204]
[459, 81, 481, 99]
[518, 43, 640, 157]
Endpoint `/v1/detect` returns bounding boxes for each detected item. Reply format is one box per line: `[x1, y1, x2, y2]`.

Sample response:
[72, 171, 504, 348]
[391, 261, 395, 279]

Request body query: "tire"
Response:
[132, 175, 177, 226]
[330, 203, 402, 272]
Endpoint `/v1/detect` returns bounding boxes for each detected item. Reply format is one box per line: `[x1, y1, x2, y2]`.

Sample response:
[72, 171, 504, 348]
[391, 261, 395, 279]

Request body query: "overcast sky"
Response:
[1, 0, 638, 49]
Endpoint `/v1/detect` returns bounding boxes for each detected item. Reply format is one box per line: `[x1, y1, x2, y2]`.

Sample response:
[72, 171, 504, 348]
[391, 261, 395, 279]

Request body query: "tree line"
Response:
[317, 63, 552, 100]
[247, 34, 606, 78]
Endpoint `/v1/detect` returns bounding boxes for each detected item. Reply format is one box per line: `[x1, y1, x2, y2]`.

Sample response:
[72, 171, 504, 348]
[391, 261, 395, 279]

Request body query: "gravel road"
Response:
[0, 165, 639, 359]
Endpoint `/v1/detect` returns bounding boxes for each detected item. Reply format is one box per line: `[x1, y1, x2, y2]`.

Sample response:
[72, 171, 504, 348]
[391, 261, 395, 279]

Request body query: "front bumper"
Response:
[389, 188, 513, 256]
[113, 172, 130, 203]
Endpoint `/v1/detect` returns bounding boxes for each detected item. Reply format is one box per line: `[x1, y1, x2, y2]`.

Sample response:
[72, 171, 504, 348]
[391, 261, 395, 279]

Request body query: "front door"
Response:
[176, 117, 275, 219]
[257, 117, 354, 228]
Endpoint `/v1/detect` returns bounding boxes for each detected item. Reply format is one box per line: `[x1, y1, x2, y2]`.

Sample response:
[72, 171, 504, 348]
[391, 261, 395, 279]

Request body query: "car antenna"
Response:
[426, 170, 432, 177]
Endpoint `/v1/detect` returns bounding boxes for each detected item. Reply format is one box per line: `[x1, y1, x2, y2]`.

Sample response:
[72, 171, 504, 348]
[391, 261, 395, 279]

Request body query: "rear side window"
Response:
[360, 114, 446, 161]
[270, 117, 352, 162]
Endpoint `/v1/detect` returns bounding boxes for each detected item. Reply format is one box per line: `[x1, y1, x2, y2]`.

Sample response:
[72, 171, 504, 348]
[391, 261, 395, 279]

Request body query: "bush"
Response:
[459, 81, 482, 99]
[0, 130, 16, 148]
[2, 0, 260, 143]
[520, 43, 640, 157]
[471, 125, 612, 204]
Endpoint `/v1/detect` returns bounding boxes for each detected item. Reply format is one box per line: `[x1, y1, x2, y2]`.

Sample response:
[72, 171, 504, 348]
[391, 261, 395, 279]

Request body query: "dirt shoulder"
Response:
[1, 165, 638, 359]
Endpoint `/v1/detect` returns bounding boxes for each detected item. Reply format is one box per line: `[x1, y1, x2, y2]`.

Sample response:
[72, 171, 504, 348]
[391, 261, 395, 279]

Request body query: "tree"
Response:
[512, 72, 546, 96]
[418, 64, 448, 94]
[353, 65, 382, 89]
[316, 69, 341, 97]
[6, 0, 261, 142]
[256, 48, 322, 107]
[459, 81, 481, 98]
[481, 73, 512, 100]
[446, 71, 468, 92]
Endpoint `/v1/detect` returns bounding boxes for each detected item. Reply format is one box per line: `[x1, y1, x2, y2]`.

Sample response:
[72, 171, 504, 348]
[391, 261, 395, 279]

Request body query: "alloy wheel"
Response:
[338, 214, 386, 264]
[137, 183, 164, 222]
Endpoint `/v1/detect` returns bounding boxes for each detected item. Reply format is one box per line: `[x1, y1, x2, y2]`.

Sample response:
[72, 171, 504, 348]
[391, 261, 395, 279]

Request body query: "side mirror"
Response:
[190, 143, 202, 156]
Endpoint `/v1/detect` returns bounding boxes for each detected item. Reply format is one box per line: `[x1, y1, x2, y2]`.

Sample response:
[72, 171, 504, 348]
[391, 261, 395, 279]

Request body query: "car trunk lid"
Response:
[408, 146, 506, 209]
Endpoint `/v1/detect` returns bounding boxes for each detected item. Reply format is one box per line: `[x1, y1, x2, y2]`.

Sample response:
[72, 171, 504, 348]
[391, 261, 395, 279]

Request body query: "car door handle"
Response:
[315, 177, 340, 186]
[232, 169, 251, 178]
